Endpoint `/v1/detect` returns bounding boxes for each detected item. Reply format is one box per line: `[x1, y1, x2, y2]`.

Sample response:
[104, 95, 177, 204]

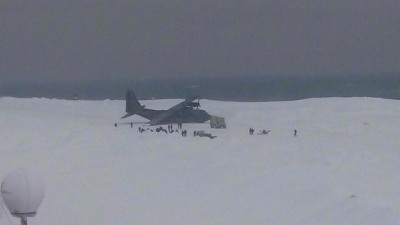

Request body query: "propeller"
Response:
[188, 98, 201, 109]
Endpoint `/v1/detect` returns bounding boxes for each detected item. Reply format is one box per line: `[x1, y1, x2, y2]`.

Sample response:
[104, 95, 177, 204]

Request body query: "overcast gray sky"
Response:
[1, 0, 399, 82]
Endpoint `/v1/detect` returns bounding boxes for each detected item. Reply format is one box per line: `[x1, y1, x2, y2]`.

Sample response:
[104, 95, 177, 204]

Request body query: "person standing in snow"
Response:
[294, 129, 297, 137]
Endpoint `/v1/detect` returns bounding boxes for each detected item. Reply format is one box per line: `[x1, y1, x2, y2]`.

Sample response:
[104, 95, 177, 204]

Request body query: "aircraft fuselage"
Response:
[122, 90, 211, 125]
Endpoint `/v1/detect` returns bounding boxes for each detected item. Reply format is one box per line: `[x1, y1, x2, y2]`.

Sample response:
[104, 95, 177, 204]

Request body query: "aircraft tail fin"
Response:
[125, 90, 142, 113]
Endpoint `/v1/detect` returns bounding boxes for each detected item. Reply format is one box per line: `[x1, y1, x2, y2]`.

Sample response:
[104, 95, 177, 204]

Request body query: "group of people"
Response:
[136, 124, 188, 137]
[167, 124, 176, 132]
[249, 127, 298, 136]
[249, 128, 271, 135]
[181, 130, 188, 137]
[177, 122, 183, 129]
[116, 122, 296, 138]
[249, 128, 255, 135]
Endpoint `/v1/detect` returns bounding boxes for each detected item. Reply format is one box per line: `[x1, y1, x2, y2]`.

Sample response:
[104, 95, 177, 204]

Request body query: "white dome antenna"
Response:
[1, 168, 45, 225]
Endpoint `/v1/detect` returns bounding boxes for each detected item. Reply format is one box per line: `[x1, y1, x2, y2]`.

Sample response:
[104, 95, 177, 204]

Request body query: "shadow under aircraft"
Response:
[121, 90, 211, 126]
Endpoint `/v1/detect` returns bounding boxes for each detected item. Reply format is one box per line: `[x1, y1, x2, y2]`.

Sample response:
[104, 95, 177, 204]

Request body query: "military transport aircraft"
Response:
[121, 90, 211, 125]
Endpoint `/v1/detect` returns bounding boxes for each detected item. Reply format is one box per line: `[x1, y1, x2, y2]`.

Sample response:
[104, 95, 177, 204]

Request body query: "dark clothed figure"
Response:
[249, 128, 254, 135]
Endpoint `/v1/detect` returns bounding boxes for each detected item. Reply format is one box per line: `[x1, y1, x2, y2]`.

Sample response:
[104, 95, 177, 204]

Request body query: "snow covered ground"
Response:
[1, 97, 400, 225]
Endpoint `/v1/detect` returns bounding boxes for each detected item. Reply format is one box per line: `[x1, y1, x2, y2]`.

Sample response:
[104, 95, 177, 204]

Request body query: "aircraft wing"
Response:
[166, 96, 198, 111]
[121, 113, 134, 119]
[149, 96, 198, 125]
